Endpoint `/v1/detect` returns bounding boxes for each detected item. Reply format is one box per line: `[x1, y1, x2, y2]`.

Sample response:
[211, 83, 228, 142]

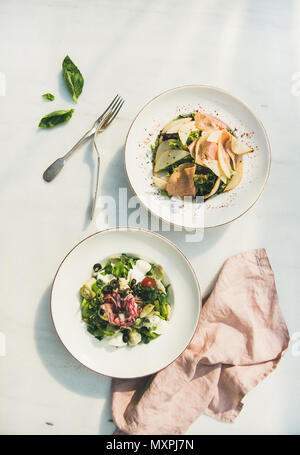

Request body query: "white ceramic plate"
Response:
[51, 228, 201, 378]
[125, 85, 271, 229]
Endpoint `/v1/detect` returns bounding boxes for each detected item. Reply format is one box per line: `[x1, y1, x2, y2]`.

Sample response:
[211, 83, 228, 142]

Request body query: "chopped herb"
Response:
[227, 128, 237, 137]
[216, 180, 228, 194]
[102, 262, 112, 275]
[140, 327, 160, 343]
[186, 130, 201, 145]
[169, 137, 188, 151]
[161, 132, 179, 141]
[120, 253, 138, 268]
[111, 262, 129, 278]
[159, 190, 171, 198]
[42, 93, 55, 101]
[101, 254, 137, 279]
[150, 136, 159, 162]
[177, 113, 195, 120]
[194, 173, 218, 196]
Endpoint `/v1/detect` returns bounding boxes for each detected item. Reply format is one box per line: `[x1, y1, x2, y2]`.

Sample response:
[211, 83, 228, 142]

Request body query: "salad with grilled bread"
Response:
[79, 254, 172, 348]
[151, 111, 253, 200]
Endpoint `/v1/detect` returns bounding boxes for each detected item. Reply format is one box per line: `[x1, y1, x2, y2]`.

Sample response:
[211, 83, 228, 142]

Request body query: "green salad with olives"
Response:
[79, 254, 172, 348]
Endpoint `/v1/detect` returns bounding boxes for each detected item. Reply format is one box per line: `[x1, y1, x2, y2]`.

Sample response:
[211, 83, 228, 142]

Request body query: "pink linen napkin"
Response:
[111, 248, 290, 435]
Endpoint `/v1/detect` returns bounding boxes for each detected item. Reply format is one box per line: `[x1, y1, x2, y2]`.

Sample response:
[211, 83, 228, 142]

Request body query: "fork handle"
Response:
[63, 129, 95, 161]
[43, 129, 94, 182]
[90, 155, 100, 220]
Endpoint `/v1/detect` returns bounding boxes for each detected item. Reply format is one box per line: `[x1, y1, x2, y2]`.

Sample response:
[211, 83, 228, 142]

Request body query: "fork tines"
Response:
[104, 95, 125, 128]
[97, 94, 125, 127]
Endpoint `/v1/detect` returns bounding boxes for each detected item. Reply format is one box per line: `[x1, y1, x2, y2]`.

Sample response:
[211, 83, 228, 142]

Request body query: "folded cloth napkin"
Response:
[111, 248, 290, 435]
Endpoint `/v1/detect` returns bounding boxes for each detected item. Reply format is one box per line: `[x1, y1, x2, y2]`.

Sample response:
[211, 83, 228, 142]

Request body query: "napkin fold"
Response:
[111, 249, 289, 435]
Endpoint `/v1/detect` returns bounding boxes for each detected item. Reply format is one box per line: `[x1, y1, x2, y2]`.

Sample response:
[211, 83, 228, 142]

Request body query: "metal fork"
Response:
[42, 95, 125, 182]
[90, 97, 124, 219]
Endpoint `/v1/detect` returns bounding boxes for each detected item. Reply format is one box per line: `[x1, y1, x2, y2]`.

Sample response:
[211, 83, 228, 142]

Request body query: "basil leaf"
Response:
[62, 55, 84, 103]
[42, 93, 55, 101]
[38, 109, 74, 128]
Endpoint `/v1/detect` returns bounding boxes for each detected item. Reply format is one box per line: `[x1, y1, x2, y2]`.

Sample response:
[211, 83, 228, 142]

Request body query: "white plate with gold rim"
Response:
[51, 228, 201, 378]
[125, 85, 271, 229]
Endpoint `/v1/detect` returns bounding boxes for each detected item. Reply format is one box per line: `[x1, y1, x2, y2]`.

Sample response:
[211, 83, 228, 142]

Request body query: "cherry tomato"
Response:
[141, 277, 156, 288]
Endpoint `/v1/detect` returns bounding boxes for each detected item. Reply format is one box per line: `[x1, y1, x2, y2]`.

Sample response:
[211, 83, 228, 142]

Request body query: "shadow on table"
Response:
[34, 284, 114, 434]
[162, 224, 228, 258]
[162, 225, 228, 300]
[98, 397, 116, 435]
[100, 144, 135, 211]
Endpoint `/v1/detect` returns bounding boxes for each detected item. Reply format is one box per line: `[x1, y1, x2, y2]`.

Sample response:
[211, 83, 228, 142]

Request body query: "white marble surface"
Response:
[0, 0, 299, 435]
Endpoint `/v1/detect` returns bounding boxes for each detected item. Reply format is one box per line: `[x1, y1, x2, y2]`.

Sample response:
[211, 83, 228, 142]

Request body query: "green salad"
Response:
[151, 110, 253, 200]
[79, 254, 172, 348]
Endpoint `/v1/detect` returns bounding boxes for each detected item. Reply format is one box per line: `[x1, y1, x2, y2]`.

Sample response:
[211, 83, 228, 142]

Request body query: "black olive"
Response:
[122, 331, 129, 343]
[131, 285, 138, 294]
[99, 309, 105, 316]
[130, 279, 137, 287]
[93, 263, 102, 272]
[111, 279, 119, 289]
[102, 285, 113, 294]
